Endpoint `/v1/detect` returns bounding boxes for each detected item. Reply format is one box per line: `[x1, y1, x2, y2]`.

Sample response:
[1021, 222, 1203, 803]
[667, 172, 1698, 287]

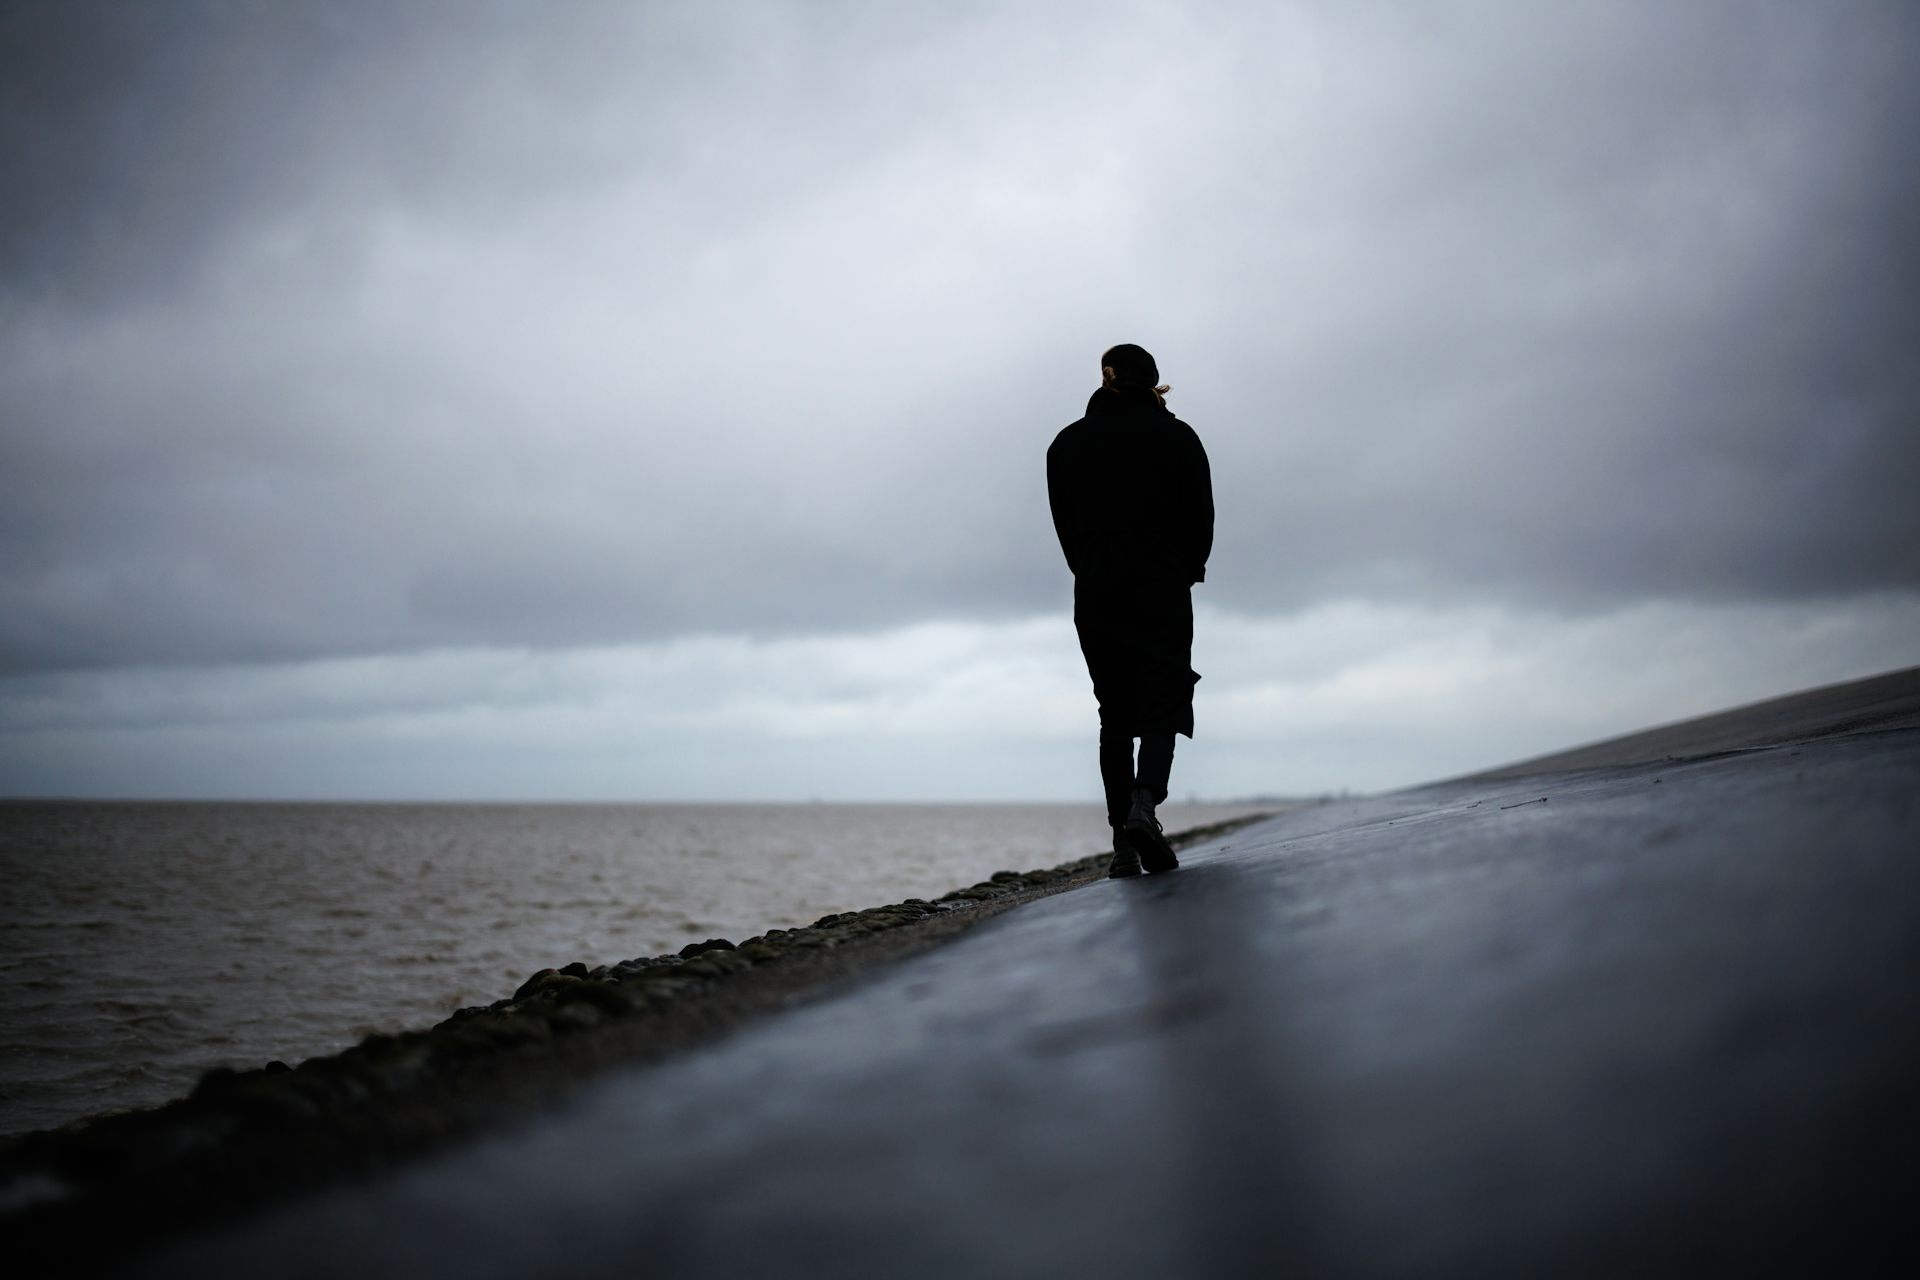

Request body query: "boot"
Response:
[1105, 829, 1143, 879]
[1124, 786, 1179, 874]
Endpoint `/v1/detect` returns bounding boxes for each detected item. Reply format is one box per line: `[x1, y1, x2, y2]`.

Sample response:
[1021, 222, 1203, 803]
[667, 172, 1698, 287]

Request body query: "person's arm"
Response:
[1046, 436, 1082, 578]
[1186, 429, 1214, 584]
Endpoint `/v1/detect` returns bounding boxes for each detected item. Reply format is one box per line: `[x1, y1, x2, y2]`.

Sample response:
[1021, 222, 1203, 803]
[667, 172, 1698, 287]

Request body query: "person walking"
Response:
[1047, 343, 1213, 878]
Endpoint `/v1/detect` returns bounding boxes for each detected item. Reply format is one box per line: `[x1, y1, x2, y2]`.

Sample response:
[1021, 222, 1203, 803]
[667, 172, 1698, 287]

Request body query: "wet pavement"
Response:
[143, 726, 1920, 1277]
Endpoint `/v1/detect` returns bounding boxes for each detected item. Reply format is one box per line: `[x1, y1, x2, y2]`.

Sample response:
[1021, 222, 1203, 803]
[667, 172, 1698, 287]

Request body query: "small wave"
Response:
[6, 919, 118, 932]
[0, 1040, 103, 1062]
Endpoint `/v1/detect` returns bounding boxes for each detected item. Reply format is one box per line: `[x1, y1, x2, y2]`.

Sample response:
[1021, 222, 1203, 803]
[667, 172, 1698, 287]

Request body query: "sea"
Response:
[0, 800, 1269, 1138]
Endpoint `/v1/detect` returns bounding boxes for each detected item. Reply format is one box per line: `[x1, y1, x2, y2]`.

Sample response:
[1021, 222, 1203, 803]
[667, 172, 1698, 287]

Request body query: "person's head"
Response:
[1100, 343, 1170, 404]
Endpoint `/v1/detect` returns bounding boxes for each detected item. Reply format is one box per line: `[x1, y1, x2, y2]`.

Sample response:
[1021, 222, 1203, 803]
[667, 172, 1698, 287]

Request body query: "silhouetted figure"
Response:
[1048, 344, 1213, 877]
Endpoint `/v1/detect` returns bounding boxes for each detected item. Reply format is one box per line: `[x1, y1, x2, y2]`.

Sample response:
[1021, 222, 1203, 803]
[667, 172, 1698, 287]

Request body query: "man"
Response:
[1047, 343, 1214, 878]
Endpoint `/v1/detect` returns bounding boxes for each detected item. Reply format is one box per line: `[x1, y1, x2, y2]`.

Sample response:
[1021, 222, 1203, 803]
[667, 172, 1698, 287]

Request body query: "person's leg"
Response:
[1136, 731, 1175, 805]
[1125, 730, 1180, 874]
[1099, 723, 1144, 878]
[1098, 723, 1136, 831]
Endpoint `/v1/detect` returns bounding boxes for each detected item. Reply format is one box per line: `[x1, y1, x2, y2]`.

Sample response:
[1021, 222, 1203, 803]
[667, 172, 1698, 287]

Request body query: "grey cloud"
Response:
[0, 2, 1020, 302]
[2, 1, 1916, 676]
[1170, 1, 1920, 608]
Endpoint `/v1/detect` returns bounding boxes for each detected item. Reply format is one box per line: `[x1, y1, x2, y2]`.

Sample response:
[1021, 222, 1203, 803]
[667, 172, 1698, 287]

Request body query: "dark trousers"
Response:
[1100, 725, 1175, 830]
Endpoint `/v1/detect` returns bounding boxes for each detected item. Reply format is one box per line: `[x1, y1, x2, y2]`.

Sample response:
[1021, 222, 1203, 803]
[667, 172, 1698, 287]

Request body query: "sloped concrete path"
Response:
[146, 729, 1919, 1278]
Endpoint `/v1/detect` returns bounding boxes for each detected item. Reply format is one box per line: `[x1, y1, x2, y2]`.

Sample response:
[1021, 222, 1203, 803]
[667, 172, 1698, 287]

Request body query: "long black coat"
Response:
[1047, 386, 1214, 737]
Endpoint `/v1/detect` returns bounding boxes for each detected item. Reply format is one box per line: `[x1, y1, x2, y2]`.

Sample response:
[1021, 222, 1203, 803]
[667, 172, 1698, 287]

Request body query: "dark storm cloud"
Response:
[2, 1, 1916, 675]
[0, 3, 874, 300]
[2, 3, 465, 301]
[1163, 2, 1920, 610]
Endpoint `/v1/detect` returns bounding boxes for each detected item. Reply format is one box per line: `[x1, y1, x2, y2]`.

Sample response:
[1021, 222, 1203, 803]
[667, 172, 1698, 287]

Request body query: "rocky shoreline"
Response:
[0, 814, 1267, 1271]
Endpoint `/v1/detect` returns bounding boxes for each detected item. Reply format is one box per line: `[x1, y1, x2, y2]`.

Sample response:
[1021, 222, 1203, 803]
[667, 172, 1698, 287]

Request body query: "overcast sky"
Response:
[3, 0, 1916, 801]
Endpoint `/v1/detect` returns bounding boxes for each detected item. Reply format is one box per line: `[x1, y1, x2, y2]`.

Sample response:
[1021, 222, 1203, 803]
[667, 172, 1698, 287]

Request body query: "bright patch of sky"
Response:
[6, 595, 1913, 801]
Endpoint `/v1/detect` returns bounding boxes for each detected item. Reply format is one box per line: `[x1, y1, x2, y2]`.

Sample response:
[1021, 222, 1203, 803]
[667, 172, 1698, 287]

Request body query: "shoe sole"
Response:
[1123, 823, 1179, 874]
